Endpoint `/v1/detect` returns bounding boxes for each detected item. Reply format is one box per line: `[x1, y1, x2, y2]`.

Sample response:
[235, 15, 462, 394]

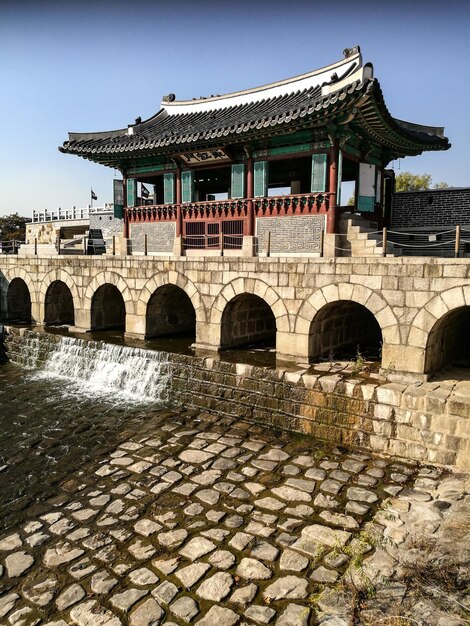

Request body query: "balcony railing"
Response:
[126, 192, 331, 223]
[32, 205, 113, 223]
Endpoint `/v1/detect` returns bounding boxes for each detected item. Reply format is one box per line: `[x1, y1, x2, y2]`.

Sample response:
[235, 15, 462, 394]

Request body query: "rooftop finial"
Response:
[343, 45, 361, 58]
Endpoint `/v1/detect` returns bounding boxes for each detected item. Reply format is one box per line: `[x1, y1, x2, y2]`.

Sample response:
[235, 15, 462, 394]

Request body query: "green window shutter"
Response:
[336, 150, 343, 206]
[181, 170, 194, 203]
[113, 179, 124, 218]
[163, 173, 175, 204]
[231, 163, 245, 199]
[358, 163, 376, 212]
[254, 161, 268, 197]
[127, 178, 137, 207]
[311, 153, 327, 192]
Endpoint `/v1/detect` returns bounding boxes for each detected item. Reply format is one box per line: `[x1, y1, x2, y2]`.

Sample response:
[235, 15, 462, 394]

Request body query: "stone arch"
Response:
[6, 278, 32, 323]
[91, 284, 126, 331]
[40, 268, 80, 324]
[211, 278, 290, 333]
[0, 267, 37, 323]
[220, 293, 277, 350]
[44, 281, 75, 326]
[146, 285, 196, 339]
[409, 286, 470, 374]
[136, 272, 204, 325]
[83, 271, 133, 316]
[295, 283, 399, 363]
[211, 278, 289, 351]
[308, 301, 383, 361]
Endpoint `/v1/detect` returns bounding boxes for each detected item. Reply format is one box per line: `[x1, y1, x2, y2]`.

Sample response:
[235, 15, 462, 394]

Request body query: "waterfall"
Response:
[9, 332, 172, 403]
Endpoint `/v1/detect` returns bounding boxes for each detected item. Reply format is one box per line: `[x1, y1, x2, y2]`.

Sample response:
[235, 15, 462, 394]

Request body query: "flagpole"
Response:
[91, 188, 93, 209]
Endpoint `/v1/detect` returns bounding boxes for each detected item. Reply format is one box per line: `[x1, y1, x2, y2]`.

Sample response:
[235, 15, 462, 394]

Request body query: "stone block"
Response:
[448, 397, 470, 419]
[441, 287, 465, 310]
[424, 296, 448, 320]
[373, 403, 393, 420]
[372, 419, 393, 437]
[375, 383, 406, 406]
[369, 435, 388, 452]
[402, 387, 427, 410]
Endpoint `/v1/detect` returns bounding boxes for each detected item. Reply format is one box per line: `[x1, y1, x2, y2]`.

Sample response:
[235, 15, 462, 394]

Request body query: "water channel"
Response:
[0, 327, 280, 532]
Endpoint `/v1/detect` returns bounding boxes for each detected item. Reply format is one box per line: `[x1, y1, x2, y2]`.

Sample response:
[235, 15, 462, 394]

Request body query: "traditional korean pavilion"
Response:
[60, 46, 449, 256]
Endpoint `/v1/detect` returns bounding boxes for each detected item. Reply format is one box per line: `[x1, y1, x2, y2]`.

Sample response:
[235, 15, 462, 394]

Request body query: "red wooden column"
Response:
[123, 176, 129, 238]
[245, 156, 254, 236]
[175, 167, 182, 236]
[327, 141, 339, 234]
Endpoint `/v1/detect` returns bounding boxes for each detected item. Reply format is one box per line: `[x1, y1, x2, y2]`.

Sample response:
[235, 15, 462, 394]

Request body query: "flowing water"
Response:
[0, 331, 176, 530]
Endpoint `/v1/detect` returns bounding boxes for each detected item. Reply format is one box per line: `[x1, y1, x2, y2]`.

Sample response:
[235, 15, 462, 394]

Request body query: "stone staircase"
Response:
[340, 213, 401, 257]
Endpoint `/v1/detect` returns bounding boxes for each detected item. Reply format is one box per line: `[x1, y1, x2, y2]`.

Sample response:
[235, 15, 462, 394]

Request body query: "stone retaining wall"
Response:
[169, 354, 470, 470]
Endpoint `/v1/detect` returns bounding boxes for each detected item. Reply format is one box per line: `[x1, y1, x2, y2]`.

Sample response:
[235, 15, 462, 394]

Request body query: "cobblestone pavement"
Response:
[0, 409, 468, 625]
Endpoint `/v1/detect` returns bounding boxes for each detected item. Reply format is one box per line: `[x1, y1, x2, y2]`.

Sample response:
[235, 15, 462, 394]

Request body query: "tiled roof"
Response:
[59, 49, 450, 164]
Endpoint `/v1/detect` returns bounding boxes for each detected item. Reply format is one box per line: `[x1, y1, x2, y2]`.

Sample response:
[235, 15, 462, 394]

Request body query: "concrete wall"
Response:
[2, 255, 470, 380]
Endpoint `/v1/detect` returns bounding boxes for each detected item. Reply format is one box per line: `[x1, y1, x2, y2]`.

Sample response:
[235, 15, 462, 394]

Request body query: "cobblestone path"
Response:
[0, 409, 467, 625]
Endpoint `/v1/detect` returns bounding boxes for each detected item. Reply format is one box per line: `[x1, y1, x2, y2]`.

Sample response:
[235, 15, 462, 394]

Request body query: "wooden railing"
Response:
[126, 192, 330, 223]
[254, 192, 330, 216]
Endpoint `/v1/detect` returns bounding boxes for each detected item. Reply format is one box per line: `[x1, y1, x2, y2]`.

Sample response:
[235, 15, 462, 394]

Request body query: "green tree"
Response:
[434, 181, 449, 189]
[0, 213, 31, 242]
[395, 172, 432, 192]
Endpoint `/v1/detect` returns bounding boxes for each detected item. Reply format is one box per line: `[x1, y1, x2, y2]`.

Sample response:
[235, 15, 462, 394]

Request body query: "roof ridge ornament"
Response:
[162, 93, 176, 103]
[343, 45, 361, 58]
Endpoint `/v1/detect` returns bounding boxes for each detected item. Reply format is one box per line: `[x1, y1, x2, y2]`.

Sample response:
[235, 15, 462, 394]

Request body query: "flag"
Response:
[141, 184, 150, 199]
[91, 189, 98, 201]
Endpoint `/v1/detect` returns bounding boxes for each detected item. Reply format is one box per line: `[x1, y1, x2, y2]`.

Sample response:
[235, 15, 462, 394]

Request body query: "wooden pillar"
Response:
[245, 156, 254, 236]
[327, 141, 339, 234]
[176, 167, 182, 237]
[123, 176, 129, 238]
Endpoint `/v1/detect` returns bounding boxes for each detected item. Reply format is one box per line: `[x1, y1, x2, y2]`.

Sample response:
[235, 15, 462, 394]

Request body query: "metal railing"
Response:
[183, 233, 243, 251]
[0, 240, 24, 254]
[32, 205, 113, 223]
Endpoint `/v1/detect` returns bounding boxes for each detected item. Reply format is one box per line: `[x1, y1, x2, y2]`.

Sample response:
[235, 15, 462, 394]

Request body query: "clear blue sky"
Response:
[1, 0, 469, 217]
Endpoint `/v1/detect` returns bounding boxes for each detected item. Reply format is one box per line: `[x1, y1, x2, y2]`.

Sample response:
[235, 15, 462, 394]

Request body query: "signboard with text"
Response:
[179, 148, 231, 166]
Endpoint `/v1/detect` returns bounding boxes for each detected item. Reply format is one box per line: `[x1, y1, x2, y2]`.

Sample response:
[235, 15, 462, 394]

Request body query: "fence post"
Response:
[34, 237, 37, 256]
[220, 231, 224, 256]
[144, 233, 148, 256]
[382, 227, 387, 257]
[266, 231, 271, 257]
[455, 224, 461, 258]
[112, 235, 116, 256]
[320, 230, 324, 257]
[84, 237, 87, 255]
[56, 235, 60, 255]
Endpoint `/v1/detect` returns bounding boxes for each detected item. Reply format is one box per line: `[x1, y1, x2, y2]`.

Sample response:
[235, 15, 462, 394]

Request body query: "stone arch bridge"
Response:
[1, 255, 469, 380]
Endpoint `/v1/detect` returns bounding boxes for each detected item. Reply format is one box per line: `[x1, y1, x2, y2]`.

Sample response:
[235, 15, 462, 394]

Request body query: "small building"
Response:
[59, 46, 449, 257]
